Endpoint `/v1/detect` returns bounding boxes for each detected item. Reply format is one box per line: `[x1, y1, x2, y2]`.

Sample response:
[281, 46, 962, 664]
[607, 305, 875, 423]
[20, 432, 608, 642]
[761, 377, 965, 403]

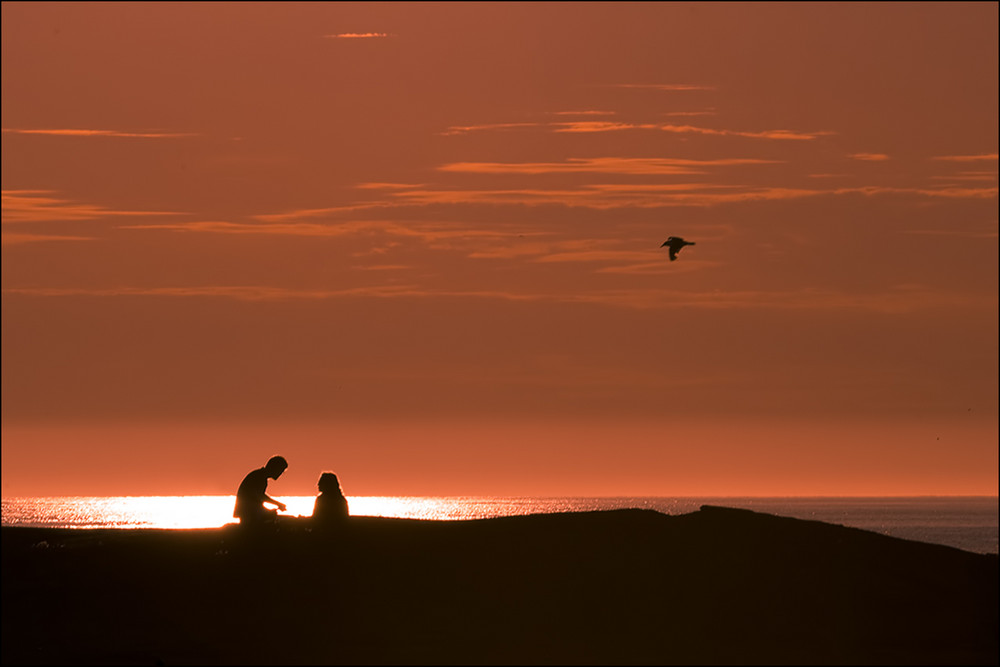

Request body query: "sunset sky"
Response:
[2, 2, 997, 498]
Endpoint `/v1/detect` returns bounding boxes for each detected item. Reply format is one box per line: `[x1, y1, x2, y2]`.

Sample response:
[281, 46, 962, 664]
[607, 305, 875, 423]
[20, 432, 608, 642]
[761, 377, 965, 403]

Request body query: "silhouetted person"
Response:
[234, 456, 288, 528]
[661, 236, 695, 261]
[312, 472, 349, 529]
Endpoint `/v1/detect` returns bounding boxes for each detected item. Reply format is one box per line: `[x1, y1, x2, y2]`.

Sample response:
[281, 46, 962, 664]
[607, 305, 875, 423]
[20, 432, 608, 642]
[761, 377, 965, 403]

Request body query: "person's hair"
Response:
[265, 456, 288, 475]
[317, 472, 342, 495]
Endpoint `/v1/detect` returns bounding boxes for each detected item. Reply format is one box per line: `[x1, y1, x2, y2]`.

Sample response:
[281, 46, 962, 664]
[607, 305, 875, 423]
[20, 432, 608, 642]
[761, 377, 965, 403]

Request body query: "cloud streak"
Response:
[441, 122, 542, 135]
[2, 190, 181, 223]
[385, 185, 827, 208]
[438, 157, 779, 175]
[2, 285, 424, 301]
[235, 181, 995, 219]
[414, 183, 995, 208]
[251, 202, 397, 223]
[839, 185, 997, 199]
[928, 171, 998, 182]
[2, 233, 95, 246]
[659, 124, 833, 140]
[535, 250, 662, 264]
[2, 128, 196, 138]
[932, 153, 998, 162]
[443, 119, 826, 140]
[4, 284, 989, 313]
[121, 219, 530, 244]
[553, 121, 659, 133]
[550, 110, 617, 116]
[325, 32, 392, 39]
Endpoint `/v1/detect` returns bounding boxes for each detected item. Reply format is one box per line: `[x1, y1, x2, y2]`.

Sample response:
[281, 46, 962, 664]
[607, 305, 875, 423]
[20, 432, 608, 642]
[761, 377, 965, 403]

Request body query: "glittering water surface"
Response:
[2, 496, 996, 554]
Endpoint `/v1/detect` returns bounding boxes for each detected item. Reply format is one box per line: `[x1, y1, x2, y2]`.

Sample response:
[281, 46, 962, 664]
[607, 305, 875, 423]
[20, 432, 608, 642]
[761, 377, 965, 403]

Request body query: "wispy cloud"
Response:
[2, 285, 424, 301]
[465, 239, 571, 261]
[245, 183, 822, 214]
[121, 219, 529, 245]
[188, 178, 996, 228]
[928, 171, 998, 182]
[2, 233, 95, 246]
[441, 122, 542, 135]
[355, 182, 426, 190]
[2, 128, 196, 138]
[597, 261, 711, 276]
[535, 250, 661, 264]
[4, 284, 988, 313]
[355, 264, 412, 271]
[665, 110, 717, 117]
[849, 153, 890, 161]
[325, 32, 393, 39]
[467, 237, 625, 261]
[367, 182, 997, 210]
[2, 190, 181, 223]
[252, 202, 395, 223]
[659, 124, 833, 140]
[438, 157, 778, 175]
[836, 185, 997, 199]
[443, 118, 821, 140]
[380, 185, 824, 209]
[555, 122, 829, 139]
[553, 121, 659, 133]
[584, 183, 737, 192]
[932, 153, 998, 162]
[550, 110, 617, 116]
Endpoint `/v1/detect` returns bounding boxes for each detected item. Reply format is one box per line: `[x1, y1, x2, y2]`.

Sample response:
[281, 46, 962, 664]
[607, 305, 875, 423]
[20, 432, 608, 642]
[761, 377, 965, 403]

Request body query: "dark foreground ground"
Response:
[2, 506, 997, 665]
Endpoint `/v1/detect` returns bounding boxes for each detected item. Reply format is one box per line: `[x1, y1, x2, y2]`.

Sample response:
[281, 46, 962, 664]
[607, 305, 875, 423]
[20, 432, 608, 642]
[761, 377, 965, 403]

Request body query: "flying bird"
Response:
[661, 236, 695, 261]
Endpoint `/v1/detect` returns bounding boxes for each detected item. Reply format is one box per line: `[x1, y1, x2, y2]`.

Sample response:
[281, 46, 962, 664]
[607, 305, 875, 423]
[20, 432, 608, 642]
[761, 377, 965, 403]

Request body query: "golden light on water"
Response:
[1, 496, 545, 529]
[1, 496, 997, 554]
[349, 496, 474, 520]
[0, 496, 238, 529]
[272, 496, 506, 521]
[109, 496, 235, 529]
[282, 496, 538, 521]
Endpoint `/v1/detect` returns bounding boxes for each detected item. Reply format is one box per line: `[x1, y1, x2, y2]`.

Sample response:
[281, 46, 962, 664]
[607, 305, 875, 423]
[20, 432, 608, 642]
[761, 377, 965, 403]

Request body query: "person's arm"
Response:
[262, 494, 287, 512]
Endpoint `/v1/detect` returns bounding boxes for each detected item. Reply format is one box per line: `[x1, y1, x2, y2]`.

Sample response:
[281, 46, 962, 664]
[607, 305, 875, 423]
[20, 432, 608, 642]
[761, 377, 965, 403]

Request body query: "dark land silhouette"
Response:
[2, 506, 997, 665]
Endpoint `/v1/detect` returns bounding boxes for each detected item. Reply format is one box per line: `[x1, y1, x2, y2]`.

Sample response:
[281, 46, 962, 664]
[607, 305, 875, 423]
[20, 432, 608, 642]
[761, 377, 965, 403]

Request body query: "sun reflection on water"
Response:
[1, 496, 239, 529]
[282, 496, 544, 522]
[0, 495, 547, 529]
[2, 496, 997, 554]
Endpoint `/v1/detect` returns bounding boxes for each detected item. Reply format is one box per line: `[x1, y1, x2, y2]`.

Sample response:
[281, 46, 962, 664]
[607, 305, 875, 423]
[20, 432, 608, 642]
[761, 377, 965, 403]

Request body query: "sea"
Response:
[2, 496, 997, 555]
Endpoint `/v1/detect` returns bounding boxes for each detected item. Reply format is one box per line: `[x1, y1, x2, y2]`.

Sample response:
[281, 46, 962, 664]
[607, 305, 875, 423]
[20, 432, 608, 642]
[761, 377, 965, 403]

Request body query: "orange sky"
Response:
[2, 2, 997, 497]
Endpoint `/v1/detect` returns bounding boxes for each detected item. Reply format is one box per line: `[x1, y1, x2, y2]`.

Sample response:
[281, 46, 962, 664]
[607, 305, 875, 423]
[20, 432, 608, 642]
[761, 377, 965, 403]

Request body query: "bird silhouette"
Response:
[661, 236, 695, 261]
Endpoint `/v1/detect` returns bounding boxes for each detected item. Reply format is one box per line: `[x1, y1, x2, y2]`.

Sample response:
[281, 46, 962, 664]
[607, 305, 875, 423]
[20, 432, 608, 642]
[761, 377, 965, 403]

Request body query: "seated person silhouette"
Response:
[312, 472, 349, 529]
[234, 456, 288, 528]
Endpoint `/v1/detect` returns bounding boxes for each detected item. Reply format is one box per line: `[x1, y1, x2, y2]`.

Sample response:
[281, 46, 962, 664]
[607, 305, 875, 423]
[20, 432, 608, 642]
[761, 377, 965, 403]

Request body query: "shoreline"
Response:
[4, 495, 997, 555]
[3, 506, 998, 665]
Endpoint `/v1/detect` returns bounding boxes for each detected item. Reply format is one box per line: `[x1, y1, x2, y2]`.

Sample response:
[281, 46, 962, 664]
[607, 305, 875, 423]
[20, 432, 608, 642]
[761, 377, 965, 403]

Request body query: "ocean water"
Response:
[1, 496, 996, 555]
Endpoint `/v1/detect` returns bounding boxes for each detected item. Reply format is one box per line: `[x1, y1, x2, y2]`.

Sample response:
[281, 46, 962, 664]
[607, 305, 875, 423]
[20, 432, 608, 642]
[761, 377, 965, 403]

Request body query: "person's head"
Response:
[265, 456, 288, 479]
[317, 472, 341, 495]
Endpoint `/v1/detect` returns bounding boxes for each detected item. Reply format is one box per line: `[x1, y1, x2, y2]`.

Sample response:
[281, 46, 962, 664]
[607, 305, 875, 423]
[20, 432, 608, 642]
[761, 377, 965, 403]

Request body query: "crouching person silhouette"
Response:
[312, 472, 349, 530]
[234, 456, 288, 528]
